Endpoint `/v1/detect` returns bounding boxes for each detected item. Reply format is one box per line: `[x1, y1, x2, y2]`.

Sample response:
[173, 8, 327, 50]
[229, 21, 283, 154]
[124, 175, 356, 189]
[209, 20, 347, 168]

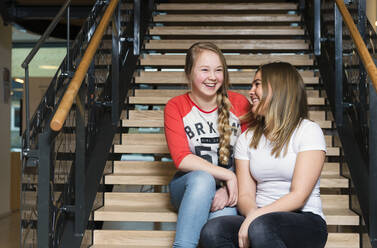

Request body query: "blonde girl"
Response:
[164, 42, 250, 248]
[200, 62, 328, 248]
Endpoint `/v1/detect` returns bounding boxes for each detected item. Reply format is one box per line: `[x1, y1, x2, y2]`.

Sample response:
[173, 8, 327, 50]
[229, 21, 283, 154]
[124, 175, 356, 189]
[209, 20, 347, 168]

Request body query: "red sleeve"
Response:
[228, 91, 251, 132]
[164, 96, 192, 168]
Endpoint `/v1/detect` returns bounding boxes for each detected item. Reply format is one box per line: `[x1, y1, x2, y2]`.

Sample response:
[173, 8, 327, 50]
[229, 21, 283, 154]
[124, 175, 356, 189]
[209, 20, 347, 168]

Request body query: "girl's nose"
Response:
[249, 85, 255, 95]
[208, 71, 216, 80]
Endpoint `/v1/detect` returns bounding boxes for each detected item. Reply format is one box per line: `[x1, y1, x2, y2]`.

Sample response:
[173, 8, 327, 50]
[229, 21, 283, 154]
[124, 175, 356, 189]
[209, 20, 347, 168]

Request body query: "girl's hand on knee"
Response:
[211, 187, 228, 212]
[238, 219, 251, 248]
[226, 173, 238, 207]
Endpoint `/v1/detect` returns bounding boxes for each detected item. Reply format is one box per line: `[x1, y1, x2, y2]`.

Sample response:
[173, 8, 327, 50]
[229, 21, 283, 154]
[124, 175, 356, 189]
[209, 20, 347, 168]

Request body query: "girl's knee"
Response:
[199, 217, 227, 248]
[248, 214, 277, 246]
[186, 170, 216, 191]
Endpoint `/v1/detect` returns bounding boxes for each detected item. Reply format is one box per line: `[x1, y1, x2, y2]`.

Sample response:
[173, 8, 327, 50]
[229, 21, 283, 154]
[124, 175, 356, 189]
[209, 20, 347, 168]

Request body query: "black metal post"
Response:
[24, 66, 30, 154]
[299, 0, 305, 13]
[314, 0, 321, 56]
[334, 3, 343, 126]
[75, 84, 86, 236]
[66, 5, 71, 73]
[370, 61, 377, 248]
[37, 131, 52, 248]
[112, 1, 120, 125]
[357, 0, 368, 152]
[134, 0, 140, 56]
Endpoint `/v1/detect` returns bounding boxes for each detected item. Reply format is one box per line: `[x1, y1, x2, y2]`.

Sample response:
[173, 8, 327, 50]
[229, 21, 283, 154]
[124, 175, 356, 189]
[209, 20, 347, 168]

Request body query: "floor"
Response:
[0, 212, 20, 248]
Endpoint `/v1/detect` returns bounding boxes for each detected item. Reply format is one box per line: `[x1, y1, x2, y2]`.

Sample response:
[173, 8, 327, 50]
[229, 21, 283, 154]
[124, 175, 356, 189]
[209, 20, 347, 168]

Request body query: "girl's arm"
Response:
[236, 158, 257, 216]
[179, 154, 238, 207]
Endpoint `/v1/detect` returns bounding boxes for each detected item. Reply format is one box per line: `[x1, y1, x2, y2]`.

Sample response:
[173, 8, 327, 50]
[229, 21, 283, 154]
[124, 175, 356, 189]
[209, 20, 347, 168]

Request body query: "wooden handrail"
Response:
[335, 0, 377, 93]
[50, 0, 119, 131]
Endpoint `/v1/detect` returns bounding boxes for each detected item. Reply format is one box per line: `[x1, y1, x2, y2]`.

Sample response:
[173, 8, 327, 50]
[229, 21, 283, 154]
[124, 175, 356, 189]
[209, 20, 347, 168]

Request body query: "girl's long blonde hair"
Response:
[185, 42, 232, 166]
[244, 62, 308, 157]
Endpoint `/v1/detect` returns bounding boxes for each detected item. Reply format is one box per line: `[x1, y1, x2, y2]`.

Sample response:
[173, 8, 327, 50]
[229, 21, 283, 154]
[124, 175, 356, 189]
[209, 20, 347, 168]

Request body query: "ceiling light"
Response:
[39, 65, 58, 70]
[14, 78, 24, 84]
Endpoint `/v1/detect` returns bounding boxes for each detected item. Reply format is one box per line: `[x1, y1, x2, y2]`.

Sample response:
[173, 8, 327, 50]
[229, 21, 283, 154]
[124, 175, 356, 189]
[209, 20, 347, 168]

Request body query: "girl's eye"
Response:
[201, 68, 208, 72]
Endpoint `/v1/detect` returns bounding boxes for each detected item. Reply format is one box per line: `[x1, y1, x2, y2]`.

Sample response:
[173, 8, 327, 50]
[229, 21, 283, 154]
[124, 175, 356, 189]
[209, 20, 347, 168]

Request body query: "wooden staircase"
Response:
[91, 1, 360, 247]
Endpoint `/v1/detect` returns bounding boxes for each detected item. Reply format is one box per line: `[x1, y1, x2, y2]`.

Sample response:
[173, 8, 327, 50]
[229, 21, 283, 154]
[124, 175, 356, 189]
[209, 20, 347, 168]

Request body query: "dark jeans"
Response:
[199, 211, 328, 248]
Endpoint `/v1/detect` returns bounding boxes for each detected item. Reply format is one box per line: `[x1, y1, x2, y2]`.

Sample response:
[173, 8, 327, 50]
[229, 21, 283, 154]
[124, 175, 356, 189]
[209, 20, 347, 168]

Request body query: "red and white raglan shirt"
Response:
[164, 91, 250, 170]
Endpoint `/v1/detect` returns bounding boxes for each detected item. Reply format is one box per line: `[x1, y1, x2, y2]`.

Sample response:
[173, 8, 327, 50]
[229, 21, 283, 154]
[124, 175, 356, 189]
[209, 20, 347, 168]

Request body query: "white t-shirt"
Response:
[235, 119, 326, 219]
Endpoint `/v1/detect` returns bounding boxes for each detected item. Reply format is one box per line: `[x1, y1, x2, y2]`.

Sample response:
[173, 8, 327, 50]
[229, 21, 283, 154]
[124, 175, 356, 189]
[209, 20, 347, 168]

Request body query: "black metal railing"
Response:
[302, 1, 377, 247]
[20, 0, 154, 247]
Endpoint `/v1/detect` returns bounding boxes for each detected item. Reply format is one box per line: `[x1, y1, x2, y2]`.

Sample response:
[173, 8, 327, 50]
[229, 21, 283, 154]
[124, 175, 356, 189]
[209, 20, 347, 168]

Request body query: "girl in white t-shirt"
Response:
[200, 62, 328, 248]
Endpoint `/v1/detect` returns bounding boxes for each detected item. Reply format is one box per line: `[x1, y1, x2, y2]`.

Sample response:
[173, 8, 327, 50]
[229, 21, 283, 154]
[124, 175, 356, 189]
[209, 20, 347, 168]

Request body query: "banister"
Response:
[21, 0, 71, 69]
[335, 0, 377, 93]
[50, 0, 120, 132]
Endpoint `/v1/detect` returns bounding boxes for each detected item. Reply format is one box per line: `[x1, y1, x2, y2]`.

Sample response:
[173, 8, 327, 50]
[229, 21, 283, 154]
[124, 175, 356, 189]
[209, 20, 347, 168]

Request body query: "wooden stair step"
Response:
[140, 54, 313, 67]
[134, 89, 321, 98]
[145, 39, 309, 51]
[156, 3, 298, 11]
[149, 26, 305, 36]
[123, 110, 327, 121]
[105, 174, 347, 188]
[94, 206, 358, 225]
[120, 133, 333, 146]
[91, 231, 359, 248]
[122, 111, 332, 129]
[122, 119, 332, 129]
[103, 193, 348, 210]
[113, 161, 175, 174]
[113, 161, 339, 177]
[113, 161, 339, 176]
[153, 14, 301, 22]
[113, 145, 339, 156]
[129, 95, 325, 106]
[135, 71, 319, 85]
[93, 230, 175, 247]
[94, 193, 357, 225]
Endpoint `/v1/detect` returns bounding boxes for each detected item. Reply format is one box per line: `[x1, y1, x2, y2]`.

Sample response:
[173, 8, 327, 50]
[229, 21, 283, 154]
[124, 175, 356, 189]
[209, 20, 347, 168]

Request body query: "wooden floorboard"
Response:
[149, 26, 305, 36]
[156, 3, 298, 11]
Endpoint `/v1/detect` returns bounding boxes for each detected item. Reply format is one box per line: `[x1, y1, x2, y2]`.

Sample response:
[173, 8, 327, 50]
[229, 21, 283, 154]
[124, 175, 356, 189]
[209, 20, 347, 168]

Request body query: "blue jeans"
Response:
[199, 211, 328, 248]
[169, 170, 238, 248]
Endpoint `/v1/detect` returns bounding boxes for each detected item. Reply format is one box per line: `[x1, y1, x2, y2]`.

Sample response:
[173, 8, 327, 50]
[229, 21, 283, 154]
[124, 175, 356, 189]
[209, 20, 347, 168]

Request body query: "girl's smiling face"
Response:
[190, 50, 224, 100]
[249, 70, 272, 116]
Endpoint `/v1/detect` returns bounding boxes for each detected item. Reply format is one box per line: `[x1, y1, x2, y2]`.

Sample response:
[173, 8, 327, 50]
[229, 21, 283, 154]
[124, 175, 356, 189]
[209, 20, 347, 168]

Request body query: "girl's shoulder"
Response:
[292, 119, 326, 152]
[227, 90, 248, 102]
[296, 119, 322, 133]
[227, 90, 250, 116]
[165, 93, 194, 117]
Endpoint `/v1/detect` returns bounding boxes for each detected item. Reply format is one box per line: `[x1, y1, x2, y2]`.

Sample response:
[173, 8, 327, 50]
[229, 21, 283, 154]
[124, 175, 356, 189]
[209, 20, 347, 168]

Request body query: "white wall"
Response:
[0, 18, 12, 216]
[366, 0, 377, 31]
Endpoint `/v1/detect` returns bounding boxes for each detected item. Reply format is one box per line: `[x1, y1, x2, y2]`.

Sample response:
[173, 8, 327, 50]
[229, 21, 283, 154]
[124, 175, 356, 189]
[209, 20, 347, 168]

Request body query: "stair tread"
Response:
[135, 71, 319, 85]
[145, 39, 309, 50]
[94, 205, 358, 225]
[150, 26, 305, 35]
[134, 89, 321, 97]
[128, 96, 325, 105]
[156, 3, 298, 11]
[91, 232, 358, 247]
[102, 192, 348, 209]
[122, 110, 328, 121]
[154, 14, 301, 22]
[140, 54, 313, 66]
[113, 145, 339, 156]
[113, 161, 339, 176]
[105, 174, 348, 188]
